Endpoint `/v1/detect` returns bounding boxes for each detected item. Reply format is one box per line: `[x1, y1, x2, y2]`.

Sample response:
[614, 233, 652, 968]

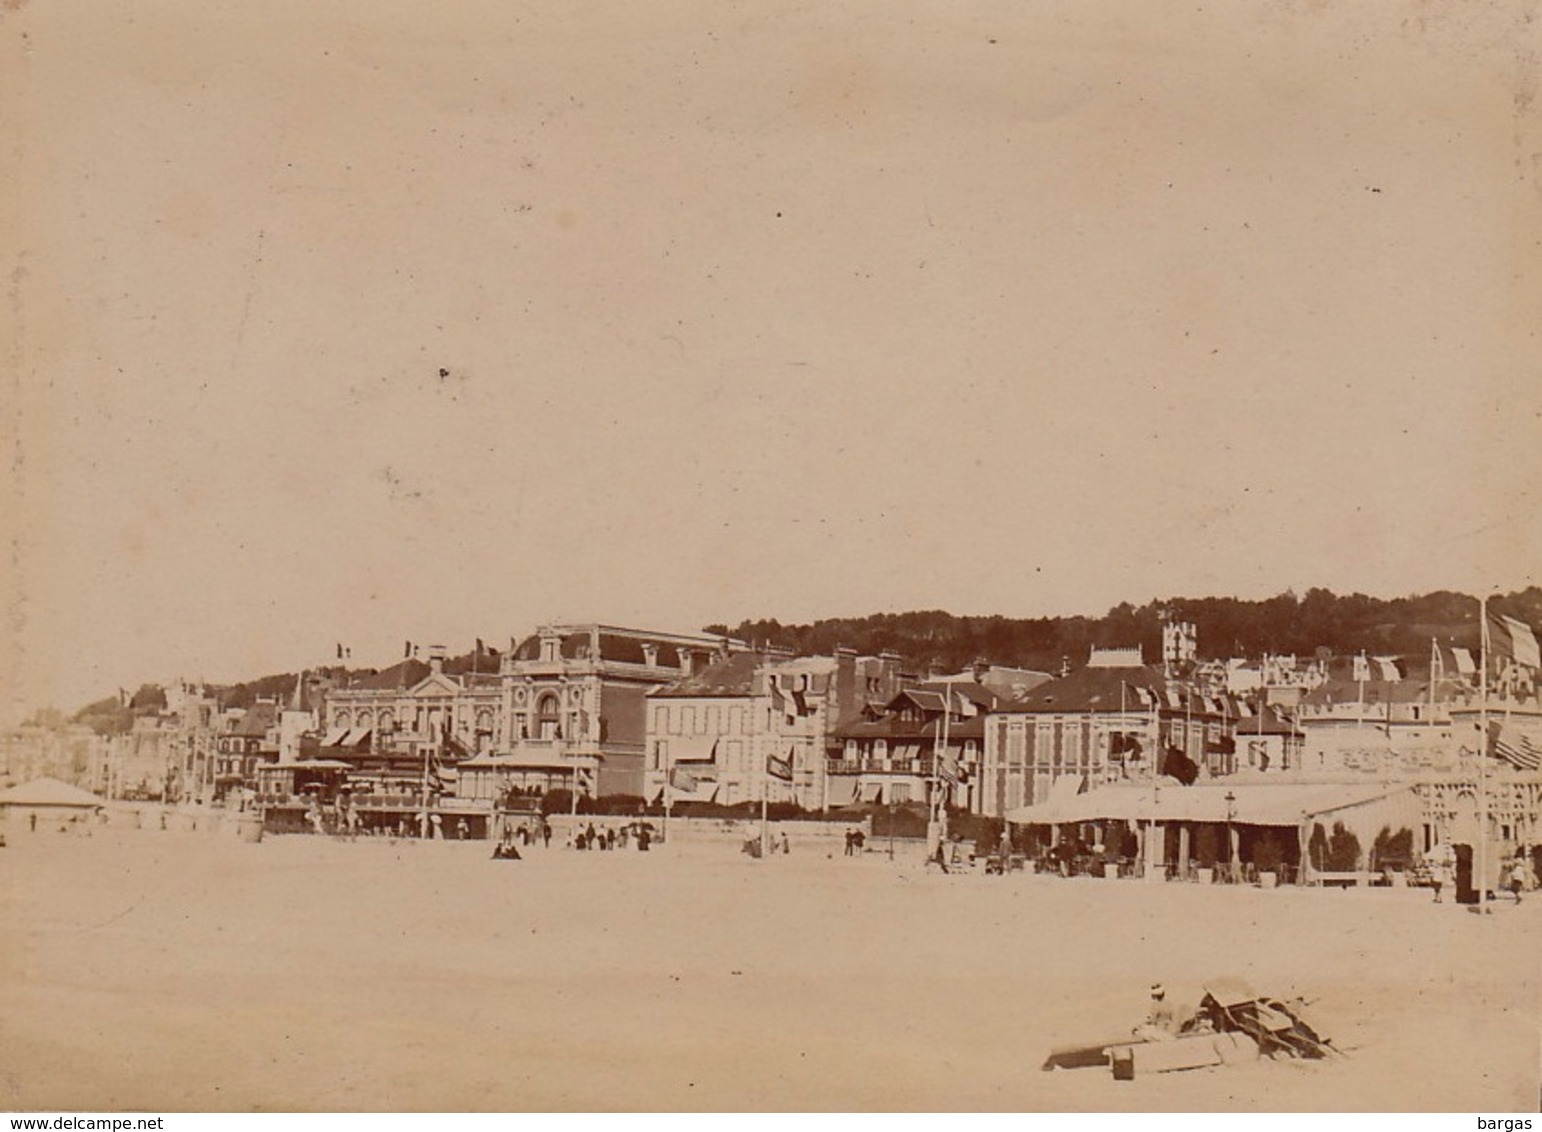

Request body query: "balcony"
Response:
[826, 758, 934, 777]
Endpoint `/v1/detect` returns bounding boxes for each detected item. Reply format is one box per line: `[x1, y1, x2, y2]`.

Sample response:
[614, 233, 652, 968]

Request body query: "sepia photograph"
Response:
[3, 0, 1541, 1116]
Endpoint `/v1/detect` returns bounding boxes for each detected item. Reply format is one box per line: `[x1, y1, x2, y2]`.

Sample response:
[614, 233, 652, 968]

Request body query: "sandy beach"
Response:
[2, 826, 1537, 1112]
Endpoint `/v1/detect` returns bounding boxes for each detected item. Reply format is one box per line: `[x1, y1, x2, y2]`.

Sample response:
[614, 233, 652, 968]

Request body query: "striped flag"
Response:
[1488, 613, 1542, 669]
[937, 748, 960, 783]
[766, 752, 794, 782]
[1489, 722, 1542, 770]
[669, 765, 699, 793]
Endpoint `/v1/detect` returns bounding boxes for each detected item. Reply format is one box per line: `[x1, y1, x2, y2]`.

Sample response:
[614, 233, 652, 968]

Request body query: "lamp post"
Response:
[1225, 789, 1237, 883]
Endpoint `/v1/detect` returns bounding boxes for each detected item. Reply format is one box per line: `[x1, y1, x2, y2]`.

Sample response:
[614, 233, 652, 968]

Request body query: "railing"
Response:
[825, 758, 935, 776]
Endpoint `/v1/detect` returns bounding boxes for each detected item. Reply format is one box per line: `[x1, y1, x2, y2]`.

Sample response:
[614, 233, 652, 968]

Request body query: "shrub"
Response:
[1308, 823, 1329, 871]
[1193, 824, 1221, 867]
[1254, 831, 1286, 873]
[971, 816, 1005, 857]
[870, 804, 930, 839]
[1325, 821, 1362, 871]
[1371, 826, 1414, 870]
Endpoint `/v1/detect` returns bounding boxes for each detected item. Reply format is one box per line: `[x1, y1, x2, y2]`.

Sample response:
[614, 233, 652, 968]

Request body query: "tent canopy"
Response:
[1005, 781, 1417, 828]
[0, 777, 106, 809]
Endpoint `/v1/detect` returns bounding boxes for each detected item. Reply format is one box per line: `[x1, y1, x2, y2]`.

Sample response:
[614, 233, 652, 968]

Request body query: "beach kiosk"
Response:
[0, 776, 107, 835]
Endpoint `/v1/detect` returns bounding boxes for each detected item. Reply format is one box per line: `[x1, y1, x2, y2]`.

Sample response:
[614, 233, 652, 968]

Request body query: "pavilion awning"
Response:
[1005, 781, 1419, 828]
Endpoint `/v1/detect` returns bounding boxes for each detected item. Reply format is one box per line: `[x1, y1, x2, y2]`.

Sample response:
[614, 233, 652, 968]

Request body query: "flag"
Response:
[953, 690, 978, 717]
[937, 748, 960, 783]
[404, 640, 413, 659]
[1488, 721, 1542, 770]
[669, 765, 699, 793]
[336, 642, 344, 659]
[1352, 652, 1371, 682]
[1160, 746, 1199, 786]
[425, 742, 449, 795]
[766, 752, 794, 782]
[1488, 613, 1541, 669]
[1451, 646, 1477, 676]
[766, 672, 784, 711]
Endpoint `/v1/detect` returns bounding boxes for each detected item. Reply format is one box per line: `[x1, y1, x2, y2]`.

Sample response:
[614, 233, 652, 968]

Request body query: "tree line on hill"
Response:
[63, 586, 1542, 734]
[705, 587, 1542, 677]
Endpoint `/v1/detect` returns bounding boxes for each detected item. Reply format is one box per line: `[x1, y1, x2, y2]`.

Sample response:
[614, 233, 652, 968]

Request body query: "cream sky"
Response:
[5, 0, 1541, 718]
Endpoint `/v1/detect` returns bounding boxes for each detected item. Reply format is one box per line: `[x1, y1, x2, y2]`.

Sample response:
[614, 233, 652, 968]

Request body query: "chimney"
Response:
[642, 642, 659, 668]
[834, 647, 857, 718]
[428, 644, 446, 675]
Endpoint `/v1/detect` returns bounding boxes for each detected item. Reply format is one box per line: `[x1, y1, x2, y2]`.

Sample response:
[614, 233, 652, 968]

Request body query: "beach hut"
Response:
[0, 776, 107, 834]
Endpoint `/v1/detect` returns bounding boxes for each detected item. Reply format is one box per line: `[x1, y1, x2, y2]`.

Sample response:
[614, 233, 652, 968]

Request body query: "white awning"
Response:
[825, 776, 858, 807]
[665, 733, 718, 763]
[670, 782, 719, 804]
[1006, 782, 1419, 828]
[861, 782, 884, 803]
[322, 727, 349, 747]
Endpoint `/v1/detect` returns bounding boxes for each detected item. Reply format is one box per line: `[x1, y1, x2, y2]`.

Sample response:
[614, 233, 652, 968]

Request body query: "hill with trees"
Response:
[69, 587, 1542, 720]
[705, 587, 1542, 677]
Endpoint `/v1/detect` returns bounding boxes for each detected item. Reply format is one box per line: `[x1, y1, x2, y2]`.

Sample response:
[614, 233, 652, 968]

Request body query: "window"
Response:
[891, 783, 911, 804]
[875, 739, 888, 759]
[654, 740, 668, 770]
[536, 693, 561, 740]
[728, 705, 744, 734]
[845, 739, 857, 759]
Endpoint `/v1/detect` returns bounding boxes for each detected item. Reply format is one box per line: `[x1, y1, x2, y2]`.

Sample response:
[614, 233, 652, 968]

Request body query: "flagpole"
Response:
[929, 689, 949, 860]
[1479, 596, 1490, 913]
[760, 739, 769, 860]
[420, 738, 430, 840]
[663, 730, 672, 847]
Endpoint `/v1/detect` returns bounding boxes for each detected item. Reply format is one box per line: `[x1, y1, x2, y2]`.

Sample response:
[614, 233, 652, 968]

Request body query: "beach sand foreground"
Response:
[2, 830, 1536, 1111]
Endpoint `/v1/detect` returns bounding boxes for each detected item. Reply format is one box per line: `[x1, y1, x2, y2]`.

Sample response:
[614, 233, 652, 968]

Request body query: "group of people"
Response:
[569, 821, 651, 852]
[842, 828, 867, 856]
[492, 817, 553, 859]
[1427, 845, 1533, 904]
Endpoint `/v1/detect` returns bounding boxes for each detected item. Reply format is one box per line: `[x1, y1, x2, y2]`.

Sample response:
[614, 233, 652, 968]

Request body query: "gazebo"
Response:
[0, 776, 107, 833]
